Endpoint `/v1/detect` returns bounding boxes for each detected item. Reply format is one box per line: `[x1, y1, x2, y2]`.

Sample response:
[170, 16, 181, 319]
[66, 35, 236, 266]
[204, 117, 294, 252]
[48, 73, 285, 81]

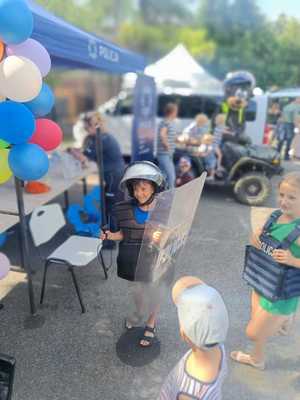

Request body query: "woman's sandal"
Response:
[230, 350, 265, 370]
[139, 326, 156, 348]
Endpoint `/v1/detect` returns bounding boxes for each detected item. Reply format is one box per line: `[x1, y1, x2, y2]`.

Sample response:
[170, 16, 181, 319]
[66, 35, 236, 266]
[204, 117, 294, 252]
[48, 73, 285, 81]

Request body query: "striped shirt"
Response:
[159, 345, 227, 400]
[213, 126, 224, 149]
[157, 119, 177, 155]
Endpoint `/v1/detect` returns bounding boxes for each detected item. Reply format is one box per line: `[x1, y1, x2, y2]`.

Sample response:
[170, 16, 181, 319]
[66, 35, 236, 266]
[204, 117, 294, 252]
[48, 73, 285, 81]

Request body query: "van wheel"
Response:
[234, 173, 272, 206]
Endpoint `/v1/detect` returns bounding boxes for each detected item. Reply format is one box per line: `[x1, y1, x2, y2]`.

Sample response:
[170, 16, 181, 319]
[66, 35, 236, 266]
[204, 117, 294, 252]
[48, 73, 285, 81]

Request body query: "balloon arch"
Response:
[0, 0, 63, 311]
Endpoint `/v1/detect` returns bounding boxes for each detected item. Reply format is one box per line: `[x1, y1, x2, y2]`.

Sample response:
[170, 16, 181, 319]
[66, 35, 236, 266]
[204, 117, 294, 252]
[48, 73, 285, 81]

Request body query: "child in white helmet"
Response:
[100, 161, 166, 347]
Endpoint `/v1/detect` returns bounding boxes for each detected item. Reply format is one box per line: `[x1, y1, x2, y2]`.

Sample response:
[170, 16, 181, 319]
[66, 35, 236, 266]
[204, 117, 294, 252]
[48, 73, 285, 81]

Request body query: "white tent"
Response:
[122, 44, 223, 95]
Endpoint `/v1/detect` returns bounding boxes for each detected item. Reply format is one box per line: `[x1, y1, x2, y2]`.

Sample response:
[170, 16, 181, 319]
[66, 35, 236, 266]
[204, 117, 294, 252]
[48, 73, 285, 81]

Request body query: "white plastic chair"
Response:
[29, 203, 106, 313]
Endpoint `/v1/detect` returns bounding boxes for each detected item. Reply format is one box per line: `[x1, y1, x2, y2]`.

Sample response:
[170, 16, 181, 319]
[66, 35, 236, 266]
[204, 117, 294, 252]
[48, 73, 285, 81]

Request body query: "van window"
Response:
[245, 99, 257, 122]
[114, 93, 224, 118]
[157, 95, 222, 119]
[115, 95, 133, 115]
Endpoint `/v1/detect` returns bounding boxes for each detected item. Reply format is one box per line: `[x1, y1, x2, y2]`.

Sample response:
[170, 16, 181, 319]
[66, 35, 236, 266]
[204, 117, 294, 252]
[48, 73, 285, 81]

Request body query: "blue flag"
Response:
[132, 75, 157, 161]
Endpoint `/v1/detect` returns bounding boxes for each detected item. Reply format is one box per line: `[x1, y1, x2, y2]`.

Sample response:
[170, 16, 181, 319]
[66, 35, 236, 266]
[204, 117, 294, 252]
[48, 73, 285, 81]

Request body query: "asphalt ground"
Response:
[0, 161, 300, 400]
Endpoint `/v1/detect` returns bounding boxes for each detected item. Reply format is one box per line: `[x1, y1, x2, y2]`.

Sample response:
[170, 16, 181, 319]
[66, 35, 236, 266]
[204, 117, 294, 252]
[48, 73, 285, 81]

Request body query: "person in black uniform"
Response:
[82, 111, 125, 247]
[100, 161, 167, 347]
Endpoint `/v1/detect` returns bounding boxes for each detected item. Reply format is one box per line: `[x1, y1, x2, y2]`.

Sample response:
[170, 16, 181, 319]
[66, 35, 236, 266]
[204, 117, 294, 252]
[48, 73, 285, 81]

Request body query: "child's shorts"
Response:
[203, 153, 217, 170]
[259, 295, 299, 315]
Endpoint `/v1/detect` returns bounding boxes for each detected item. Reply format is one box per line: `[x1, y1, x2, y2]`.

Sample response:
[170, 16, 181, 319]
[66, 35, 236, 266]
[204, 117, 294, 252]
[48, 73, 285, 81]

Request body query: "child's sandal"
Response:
[139, 326, 156, 348]
[124, 319, 134, 331]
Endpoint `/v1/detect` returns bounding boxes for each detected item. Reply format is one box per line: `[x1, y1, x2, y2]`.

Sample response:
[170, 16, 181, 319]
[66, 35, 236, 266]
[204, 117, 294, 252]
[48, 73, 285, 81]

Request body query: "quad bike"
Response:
[174, 140, 283, 206]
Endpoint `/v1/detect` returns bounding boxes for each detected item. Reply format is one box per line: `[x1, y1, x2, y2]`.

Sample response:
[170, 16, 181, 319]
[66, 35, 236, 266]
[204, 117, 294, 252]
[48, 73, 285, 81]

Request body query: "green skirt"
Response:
[259, 296, 299, 315]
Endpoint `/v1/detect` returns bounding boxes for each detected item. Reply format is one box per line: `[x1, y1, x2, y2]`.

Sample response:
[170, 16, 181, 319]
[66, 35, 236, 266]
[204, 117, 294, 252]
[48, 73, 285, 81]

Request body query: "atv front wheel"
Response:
[234, 173, 272, 206]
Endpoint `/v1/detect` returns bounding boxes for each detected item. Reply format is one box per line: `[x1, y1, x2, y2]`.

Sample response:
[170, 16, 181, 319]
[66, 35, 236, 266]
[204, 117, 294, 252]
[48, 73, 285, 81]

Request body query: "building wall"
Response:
[49, 70, 122, 138]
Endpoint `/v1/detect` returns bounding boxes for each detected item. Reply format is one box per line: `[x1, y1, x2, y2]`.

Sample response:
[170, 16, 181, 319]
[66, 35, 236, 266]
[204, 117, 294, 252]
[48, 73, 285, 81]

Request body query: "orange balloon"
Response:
[0, 42, 4, 62]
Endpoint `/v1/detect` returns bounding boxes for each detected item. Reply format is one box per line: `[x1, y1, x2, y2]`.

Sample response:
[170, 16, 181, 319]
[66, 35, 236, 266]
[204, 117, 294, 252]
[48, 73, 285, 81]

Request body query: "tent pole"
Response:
[95, 128, 109, 274]
[95, 128, 107, 228]
[14, 178, 37, 315]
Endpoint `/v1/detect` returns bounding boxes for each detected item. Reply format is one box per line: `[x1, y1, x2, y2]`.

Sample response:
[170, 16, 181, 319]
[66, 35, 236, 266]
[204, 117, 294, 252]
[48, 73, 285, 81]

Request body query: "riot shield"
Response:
[134, 173, 206, 283]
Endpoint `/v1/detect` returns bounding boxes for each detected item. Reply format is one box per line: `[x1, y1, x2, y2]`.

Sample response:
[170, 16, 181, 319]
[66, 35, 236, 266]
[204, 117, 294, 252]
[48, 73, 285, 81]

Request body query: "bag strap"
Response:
[262, 210, 282, 233]
[281, 224, 300, 249]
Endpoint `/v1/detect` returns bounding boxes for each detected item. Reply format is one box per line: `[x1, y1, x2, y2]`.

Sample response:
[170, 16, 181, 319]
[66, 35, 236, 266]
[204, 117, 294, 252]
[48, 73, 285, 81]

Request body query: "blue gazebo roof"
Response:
[26, 0, 146, 74]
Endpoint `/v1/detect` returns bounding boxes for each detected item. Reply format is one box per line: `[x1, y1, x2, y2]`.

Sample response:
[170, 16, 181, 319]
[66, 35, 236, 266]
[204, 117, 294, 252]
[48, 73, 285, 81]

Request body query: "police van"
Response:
[96, 89, 265, 160]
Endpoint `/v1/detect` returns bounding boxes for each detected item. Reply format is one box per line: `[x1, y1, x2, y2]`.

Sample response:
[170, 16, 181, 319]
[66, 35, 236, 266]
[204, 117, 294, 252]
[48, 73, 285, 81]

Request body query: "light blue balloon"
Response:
[9, 143, 49, 181]
[24, 83, 55, 117]
[0, 101, 35, 144]
[0, 0, 33, 44]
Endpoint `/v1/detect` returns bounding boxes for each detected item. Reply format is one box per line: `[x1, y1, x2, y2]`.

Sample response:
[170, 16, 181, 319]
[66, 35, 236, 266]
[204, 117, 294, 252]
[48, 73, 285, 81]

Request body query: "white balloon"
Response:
[0, 55, 42, 102]
[0, 252, 10, 280]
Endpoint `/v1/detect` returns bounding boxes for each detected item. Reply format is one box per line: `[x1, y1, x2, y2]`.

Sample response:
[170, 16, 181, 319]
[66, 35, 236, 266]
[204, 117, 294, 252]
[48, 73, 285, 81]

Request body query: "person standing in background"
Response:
[268, 102, 281, 126]
[157, 103, 178, 188]
[282, 98, 300, 160]
[82, 111, 125, 248]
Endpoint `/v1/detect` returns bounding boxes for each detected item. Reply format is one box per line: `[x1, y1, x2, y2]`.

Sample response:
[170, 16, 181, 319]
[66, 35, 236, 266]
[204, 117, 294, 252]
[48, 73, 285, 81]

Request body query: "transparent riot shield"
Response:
[134, 173, 206, 283]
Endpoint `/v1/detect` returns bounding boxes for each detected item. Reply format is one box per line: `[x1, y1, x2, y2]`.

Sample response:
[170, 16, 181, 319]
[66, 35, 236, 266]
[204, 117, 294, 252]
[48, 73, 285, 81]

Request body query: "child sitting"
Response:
[159, 276, 229, 400]
[213, 114, 229, 149]
[182, 113, 210, 145]
[176, 156, 195, 187]
[198, 134, 222, 180]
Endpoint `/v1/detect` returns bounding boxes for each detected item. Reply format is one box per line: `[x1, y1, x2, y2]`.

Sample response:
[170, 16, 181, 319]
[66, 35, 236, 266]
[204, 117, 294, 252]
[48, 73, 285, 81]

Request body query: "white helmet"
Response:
[120, 161, 165, 197]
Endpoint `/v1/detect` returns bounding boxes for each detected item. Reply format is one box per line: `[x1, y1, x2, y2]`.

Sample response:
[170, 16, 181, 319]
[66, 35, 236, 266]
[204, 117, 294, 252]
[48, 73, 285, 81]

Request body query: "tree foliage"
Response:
[139, 0, 193, 25]
[35, 0, 300, 89]
[118, 22, 215, 60]
[198, 0, 300, 88]
[34, 0, 133, 36]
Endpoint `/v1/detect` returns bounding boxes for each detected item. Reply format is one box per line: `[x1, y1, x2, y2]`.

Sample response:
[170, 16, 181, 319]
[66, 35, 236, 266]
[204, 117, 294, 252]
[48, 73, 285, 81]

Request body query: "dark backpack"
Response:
[243, 210, 300, 302]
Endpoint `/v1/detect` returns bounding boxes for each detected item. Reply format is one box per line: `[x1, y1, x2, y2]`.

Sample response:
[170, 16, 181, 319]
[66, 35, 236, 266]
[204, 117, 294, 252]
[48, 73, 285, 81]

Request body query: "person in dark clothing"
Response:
[82, 112, 125, 244]
[176, 156, 195, 187]
[268, 102, 281, 126]
[281, 98, 300, 160]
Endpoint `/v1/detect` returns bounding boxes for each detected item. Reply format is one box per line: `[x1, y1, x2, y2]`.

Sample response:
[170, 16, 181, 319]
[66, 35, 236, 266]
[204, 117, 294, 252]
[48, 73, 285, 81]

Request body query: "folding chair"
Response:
[29, 203, 107, 313]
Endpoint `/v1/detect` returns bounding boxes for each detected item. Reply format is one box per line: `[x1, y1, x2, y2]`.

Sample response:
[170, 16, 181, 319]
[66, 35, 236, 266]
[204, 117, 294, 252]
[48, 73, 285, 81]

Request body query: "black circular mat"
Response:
[116, 327, 161, 367]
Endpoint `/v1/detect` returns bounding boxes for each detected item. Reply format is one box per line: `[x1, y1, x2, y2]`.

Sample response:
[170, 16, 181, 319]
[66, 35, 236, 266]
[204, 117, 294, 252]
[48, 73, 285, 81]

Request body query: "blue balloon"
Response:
[9, 143, 49, 181]
[23, 83, 55, 117]
[0, 233, 7, 247]
[0, 0, 33, 44]
[0, 101, 35, 144]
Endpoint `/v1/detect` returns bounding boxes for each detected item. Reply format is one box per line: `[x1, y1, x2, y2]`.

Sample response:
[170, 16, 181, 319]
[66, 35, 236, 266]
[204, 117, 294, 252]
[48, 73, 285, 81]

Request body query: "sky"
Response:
[257, 0, 300, 20]
[74, 0, 300, 20]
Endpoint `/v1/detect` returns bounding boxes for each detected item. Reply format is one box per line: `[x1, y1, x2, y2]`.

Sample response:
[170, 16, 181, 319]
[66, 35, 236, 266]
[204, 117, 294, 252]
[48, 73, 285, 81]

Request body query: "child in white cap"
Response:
[159, 276, 229, 400]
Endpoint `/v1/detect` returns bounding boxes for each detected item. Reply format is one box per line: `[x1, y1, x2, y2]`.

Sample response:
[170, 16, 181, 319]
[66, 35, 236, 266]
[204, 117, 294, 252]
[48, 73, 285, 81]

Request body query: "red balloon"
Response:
[29, 118, 63, 151]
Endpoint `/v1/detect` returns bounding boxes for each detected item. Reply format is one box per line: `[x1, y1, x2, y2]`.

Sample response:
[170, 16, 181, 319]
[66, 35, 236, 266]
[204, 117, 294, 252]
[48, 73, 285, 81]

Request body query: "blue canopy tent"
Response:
[8, 2, 147, 317]
[26, 1, 146, 73]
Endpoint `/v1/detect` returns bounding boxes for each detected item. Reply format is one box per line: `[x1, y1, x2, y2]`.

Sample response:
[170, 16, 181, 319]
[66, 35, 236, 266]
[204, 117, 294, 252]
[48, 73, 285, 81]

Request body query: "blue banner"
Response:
[131, 75, 157, 161]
